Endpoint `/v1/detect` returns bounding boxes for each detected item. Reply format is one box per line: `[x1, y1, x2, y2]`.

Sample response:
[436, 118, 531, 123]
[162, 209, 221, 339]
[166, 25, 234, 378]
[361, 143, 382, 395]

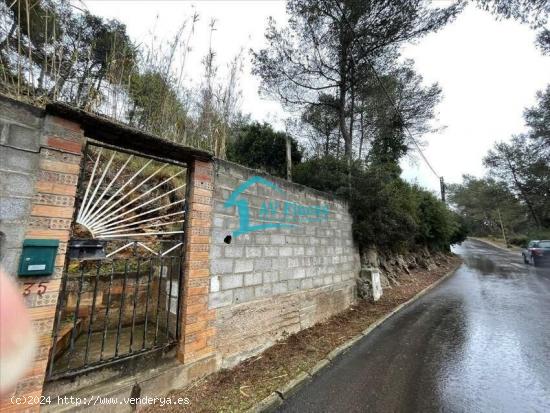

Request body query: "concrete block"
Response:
[0, 146, 39, 173]
[279, 270, 291, 281]
[312, 276, 324, 287]
[270, 234, 286, 245]
[254, 258, 272, 271]
[234, 287, 255, 303]
[245, 246, 262, 258]
[300, 278, 313, 290]
[279, 246, 293, 256]
[244, 272, 263, 286]
[211, 258, 234, 274]
[288, 279, 301, 291]
[224, 246, 243, 258]
[235, 260, 253, 273]
[272, 281, 288, 295]
[262, 271, 279, 283]
[293, 246, 305, 255]
[0, 171, 34, 197]
[254, 284, 272, 298]
[288, 257, 301, 268]
[221, 274, 243, 290]
[271, 258, 287, 270]
[255, 234, 270, 244]
[0, 101, 42, 129]
[210, 245, 223, 259]
[0, 248, 21, 277]
[209, 290, 233, 309]
[210, 276, 220, 293]
[5, 124, 41, 152]
[213, 216, 224, 228]
[305, 227, 316, 236]
[286, 236, 298, 244]
[0, 196, 31, 221]
[292, 268, 306, 279]
[263, 246, 278, 257]
[0, 222, 26, 248]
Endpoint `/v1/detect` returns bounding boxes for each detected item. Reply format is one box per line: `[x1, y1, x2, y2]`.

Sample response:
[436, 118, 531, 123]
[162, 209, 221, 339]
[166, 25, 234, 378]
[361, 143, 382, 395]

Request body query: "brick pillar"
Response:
[177, 159, 217, 364]
[0, 115, 84, 412]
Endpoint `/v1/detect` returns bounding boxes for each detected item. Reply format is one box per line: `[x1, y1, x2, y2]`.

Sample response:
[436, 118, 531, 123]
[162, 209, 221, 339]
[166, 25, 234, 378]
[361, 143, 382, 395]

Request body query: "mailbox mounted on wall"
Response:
[18, 239, 59, 276]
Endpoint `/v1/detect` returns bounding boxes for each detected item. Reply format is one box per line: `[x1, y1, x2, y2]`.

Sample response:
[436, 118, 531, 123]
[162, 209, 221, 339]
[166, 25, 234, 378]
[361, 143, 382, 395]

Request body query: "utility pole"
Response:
[440, 176, 446, 203]
[286, 133, 292, 181]
[497, 208, 509, 248]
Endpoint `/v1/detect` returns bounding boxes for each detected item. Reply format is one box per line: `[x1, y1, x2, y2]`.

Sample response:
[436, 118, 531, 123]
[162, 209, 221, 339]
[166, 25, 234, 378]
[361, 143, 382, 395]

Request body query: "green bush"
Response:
[414, 187, 467, 250]
[227, 122, 302, 178]
[349, 166, 419, 250]
[508, 235, 529, 247]
[294, 157, 467, 252]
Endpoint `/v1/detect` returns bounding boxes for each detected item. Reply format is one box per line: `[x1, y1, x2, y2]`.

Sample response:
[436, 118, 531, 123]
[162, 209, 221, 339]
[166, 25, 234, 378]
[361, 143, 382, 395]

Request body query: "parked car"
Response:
[522, 240, 550, 267]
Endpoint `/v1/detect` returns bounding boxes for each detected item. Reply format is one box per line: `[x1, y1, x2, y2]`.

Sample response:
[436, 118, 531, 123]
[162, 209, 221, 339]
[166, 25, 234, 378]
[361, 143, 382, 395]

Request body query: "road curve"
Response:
[277, 239, 550, 413]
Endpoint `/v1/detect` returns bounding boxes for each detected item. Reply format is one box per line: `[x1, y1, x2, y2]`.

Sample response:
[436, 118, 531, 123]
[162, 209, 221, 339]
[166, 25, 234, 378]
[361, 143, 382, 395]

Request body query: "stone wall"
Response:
[209, 160, 360, 368]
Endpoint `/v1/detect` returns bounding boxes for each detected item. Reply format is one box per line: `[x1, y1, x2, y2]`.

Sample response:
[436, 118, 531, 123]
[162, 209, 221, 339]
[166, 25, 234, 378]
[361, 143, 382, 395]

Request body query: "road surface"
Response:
[277, 239, 550, 413]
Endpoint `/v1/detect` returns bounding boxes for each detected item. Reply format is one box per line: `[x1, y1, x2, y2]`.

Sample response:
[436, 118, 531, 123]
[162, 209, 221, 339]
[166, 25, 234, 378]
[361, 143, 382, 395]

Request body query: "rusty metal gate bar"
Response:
[47, 142, 188, 381]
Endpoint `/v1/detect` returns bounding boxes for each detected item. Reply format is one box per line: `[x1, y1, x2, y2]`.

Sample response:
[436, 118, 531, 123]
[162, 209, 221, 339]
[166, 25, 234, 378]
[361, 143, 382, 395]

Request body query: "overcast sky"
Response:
[84, 0, 550, 192]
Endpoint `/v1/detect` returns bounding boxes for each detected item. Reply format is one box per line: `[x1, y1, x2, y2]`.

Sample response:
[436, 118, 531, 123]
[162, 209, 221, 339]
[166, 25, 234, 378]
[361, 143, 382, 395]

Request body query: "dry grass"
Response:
[0, 2, 242, 155]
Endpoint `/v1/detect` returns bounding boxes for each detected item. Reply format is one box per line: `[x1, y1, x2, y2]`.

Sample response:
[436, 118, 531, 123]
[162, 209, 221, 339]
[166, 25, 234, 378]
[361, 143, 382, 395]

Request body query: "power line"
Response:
[334, 1, 441, 180]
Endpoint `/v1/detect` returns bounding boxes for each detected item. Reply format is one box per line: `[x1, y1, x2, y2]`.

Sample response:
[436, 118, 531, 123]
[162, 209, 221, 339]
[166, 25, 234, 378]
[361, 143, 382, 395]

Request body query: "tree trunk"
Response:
[339, 79, 351, 161]
[286, 133, 292, 181]
[359, 111, 365, 159]
[507, 159, 540, 227]
[324, 118, 330, 157]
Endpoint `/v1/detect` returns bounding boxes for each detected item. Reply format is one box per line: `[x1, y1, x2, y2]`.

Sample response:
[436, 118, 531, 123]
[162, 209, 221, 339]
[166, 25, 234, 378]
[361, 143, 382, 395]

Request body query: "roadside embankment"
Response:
[146, 252, 462, 413]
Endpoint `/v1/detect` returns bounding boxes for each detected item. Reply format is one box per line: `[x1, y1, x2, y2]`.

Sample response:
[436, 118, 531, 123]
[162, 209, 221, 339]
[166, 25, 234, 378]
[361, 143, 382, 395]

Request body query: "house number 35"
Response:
[22, 282, 49, 297]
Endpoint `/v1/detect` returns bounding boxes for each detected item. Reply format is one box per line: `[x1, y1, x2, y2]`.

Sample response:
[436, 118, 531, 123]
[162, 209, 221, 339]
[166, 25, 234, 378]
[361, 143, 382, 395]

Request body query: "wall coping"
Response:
[0, 94, 343, 205]
[214, 158, 348, 205]
[46, 102, 213, 164]
[0, 93, 46, 118]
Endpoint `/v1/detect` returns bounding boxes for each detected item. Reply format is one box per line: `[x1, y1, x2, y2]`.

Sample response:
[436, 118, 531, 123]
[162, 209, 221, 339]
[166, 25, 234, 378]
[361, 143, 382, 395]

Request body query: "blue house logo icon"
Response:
[224, 176, 329, 237]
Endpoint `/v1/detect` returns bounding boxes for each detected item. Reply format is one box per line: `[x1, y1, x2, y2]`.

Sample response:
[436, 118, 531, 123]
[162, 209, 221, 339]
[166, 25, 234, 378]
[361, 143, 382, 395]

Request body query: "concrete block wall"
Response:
[0, 96, 86, 412]
[0, 95, 361, 406]
[209, 160, 360, 368]
[0, 99, 44, 276]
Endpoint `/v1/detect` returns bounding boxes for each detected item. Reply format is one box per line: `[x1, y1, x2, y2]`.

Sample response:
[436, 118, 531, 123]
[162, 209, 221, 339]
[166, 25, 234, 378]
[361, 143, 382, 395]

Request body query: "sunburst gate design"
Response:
[75, 145, 187, 248]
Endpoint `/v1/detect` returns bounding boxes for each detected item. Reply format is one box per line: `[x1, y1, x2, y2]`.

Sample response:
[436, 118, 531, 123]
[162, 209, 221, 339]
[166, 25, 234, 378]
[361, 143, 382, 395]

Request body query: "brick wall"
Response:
[0, 97, 85, 411]
[177, 160, 217, 366]
[209, 160, 360, 368]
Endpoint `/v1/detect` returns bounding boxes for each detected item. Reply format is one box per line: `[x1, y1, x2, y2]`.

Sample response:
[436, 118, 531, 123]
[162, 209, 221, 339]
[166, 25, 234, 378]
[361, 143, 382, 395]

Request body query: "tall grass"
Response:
[0, 0, 243, 156]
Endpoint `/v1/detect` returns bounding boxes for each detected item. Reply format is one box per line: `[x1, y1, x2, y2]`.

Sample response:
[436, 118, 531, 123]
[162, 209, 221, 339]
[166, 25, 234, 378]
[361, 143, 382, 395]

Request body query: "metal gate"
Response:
[47, 142, 188, 380]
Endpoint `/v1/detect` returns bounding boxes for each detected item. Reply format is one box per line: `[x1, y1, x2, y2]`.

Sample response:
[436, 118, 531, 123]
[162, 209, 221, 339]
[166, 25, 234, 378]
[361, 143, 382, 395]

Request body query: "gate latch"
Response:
[68, 239, 106, 260]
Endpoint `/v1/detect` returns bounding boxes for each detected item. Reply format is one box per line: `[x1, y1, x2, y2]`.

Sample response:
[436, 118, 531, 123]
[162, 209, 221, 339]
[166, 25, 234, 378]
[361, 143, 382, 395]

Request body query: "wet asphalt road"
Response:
[277, 239, 550, 413]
